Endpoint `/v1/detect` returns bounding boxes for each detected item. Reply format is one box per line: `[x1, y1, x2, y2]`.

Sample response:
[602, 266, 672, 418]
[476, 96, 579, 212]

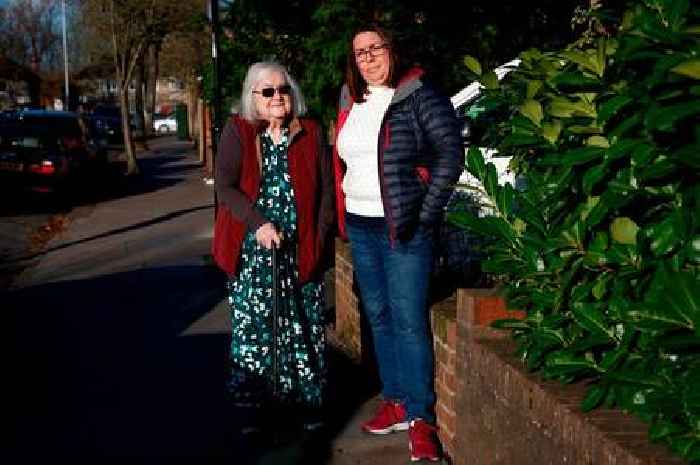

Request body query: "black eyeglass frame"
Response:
[354, 43, 389, 62]
[252, 85, 292, 98]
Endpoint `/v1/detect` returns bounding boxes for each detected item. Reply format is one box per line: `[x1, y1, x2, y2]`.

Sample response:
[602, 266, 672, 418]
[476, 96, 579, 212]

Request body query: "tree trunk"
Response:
[134, 56, 148, 149]
[144, 42, 160, 138]
[119, 88, 139, 175]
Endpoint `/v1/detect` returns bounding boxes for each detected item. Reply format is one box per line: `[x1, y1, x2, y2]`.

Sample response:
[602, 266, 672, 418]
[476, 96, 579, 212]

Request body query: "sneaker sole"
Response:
[409, 442, 440, 462]
[362, 421, 410, 434]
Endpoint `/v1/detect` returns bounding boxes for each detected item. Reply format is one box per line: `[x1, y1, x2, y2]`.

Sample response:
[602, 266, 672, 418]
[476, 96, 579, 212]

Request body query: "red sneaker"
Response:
[361, 400, 409, 434]
[408, 419, 441, 462]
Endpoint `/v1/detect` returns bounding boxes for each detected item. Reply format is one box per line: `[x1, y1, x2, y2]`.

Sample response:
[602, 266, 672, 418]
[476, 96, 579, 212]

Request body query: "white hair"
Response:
[239, 62, 307, 122]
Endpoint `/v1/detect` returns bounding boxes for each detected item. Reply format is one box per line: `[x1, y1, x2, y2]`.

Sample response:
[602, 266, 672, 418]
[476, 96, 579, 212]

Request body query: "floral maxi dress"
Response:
[227, 129, 325, 408]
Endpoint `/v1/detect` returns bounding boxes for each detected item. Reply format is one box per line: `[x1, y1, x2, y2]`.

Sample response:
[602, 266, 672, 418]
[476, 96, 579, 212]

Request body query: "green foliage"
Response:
[202, 0, 579, 127]
[449, 1, 700, 461]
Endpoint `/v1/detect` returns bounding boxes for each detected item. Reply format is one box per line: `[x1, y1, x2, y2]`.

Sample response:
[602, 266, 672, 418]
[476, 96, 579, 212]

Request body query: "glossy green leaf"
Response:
[481, 70, 499, 90]
[605, 369, 664, 388]
[670, 143, 700, 169]
[540, 147, 604, 166]
[587, 136, 610, 148]
[484, 163, 498, 198]
[608, 113, 642, 138]
[605, 139, 643, 162]
[598, 347, 628, 371]
[496, 182, 515, 217]
[637, 159, 676, 181]
[582, 163, 608, 195]
[655, 332, 700, 351]
[630, 142, 656, 167]
[463, 55, 482, 76]
[572, 303, 615, 339]
[625, 301, 693, 332]
[519, 99, 543, 127]
[649, 421, 686, 441]
[502, 133, 540, 147]
[568, 125, 603, 135]
[447, 210, 494, 237]
[581, 384, 608, 412]
[543, 352, 596, 379]
[610, 217, 639, 245]
[550, 71, 600, 90]
[645, 100, 700, 132]
[466, 146, 486, 180]
[541, 120, 562, 145]
[665, 0, 690, 31]
[585, 232, 610, 268]
[549, 97, 597, 118]
[645, 215, 681, 257]
[661, 270, 700, 334]
[491, 318, 529, 330]
[598, 95, 633, 125]
[561, 50, 604, 77]
[526, 80, 543, 99]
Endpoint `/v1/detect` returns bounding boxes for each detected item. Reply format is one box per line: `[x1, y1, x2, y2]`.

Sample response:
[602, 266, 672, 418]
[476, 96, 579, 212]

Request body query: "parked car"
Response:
[0, 110, 106, 194]
[449, 59, 522, 214]
[153, 113, 177, 134]
[433, 59, 522, 287]
[88, 105, 123, 145]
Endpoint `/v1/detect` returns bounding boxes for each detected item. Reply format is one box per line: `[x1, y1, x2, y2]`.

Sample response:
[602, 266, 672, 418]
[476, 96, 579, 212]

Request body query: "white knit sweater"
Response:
[337, 85, 395, 217]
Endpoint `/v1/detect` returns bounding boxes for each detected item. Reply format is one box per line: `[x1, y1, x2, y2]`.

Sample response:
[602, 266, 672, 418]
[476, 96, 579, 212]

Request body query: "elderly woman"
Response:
[212, 62, 334, 425]
[334, 25, 463, 461]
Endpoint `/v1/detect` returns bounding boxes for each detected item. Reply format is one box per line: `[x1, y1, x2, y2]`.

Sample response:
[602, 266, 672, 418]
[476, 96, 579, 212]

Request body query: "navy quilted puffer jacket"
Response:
[333, 68, 464, 242]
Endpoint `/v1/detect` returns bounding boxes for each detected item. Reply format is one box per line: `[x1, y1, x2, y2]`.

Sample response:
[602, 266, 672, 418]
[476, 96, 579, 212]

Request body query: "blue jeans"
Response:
[346, 215, 436, 423]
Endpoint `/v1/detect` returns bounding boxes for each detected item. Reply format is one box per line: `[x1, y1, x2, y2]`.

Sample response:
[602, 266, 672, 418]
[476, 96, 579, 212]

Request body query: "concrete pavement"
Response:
[7, 136, 424, 464]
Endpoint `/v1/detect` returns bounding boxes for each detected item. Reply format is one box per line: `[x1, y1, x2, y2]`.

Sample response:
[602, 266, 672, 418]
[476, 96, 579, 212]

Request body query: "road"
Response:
[0, 137, 180, 289]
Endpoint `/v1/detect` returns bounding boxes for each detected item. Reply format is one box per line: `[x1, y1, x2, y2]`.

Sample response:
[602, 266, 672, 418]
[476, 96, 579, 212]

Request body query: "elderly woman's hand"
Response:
[255, 222, 282, 249]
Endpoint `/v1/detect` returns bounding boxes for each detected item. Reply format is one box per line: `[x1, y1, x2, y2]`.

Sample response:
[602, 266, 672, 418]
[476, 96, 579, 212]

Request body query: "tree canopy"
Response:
[204, 0, 585, 124]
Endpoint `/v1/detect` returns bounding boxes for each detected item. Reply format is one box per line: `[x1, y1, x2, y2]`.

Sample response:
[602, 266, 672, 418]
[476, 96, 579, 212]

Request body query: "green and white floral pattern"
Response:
[228, 129, 325, 408]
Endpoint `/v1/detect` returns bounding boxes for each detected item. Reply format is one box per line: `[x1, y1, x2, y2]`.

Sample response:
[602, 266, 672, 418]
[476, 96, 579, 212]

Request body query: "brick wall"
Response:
[332, 238, 361, 361]
[454, 290, 684, 465]
[430, 296, 458, 459]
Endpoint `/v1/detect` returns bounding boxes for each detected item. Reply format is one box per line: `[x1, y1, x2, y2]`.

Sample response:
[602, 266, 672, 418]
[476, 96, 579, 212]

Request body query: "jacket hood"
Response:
[392, 67, 425, 103]
[338, 66, 426, 112]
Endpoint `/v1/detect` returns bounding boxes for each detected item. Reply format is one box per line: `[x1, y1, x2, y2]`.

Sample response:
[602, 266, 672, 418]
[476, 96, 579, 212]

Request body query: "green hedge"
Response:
[449, 0, 700, 461]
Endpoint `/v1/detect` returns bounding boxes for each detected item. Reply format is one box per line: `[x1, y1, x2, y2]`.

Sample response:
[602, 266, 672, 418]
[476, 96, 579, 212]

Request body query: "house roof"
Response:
[0, 57, 41, 84]
[74, 62, 115, 80]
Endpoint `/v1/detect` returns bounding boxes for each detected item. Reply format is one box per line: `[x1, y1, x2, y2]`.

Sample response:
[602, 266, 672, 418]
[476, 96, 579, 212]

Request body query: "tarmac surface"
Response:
[7, 137, 426, 464]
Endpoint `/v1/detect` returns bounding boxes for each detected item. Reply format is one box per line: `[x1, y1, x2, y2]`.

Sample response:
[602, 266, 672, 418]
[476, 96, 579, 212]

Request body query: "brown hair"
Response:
[345, 23, 404, 103]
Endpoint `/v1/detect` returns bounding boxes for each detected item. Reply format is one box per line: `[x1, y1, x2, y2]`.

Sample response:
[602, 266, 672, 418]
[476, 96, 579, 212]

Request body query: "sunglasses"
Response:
[252, 85, 292, 98]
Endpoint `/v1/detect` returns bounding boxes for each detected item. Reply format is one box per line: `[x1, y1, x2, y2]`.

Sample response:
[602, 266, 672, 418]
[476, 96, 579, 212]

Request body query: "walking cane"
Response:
[271, 242, 280, 399]
[270, 240, 285, 445]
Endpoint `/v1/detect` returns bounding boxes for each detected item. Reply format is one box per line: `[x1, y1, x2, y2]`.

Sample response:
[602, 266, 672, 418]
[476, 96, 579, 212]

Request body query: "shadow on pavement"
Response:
[9, 264, 374, 464]
[75, 154, 194, 207]
[3, 204, 214, 266]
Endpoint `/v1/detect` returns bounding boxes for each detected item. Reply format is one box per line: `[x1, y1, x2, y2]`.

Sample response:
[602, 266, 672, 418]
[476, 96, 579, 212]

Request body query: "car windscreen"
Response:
[0, 117, 83, 149]
[461, 94, 511, 147]
[93, 107, 121, 118]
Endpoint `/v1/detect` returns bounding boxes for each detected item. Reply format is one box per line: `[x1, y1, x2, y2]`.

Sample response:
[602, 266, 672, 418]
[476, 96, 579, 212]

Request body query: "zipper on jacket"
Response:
[377, 111, 397, 246]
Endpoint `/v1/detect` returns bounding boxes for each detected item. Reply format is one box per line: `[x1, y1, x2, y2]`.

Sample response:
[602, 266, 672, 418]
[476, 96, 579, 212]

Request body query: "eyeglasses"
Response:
[354, 43, 388, 62]
[252, 85, 292, 98]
